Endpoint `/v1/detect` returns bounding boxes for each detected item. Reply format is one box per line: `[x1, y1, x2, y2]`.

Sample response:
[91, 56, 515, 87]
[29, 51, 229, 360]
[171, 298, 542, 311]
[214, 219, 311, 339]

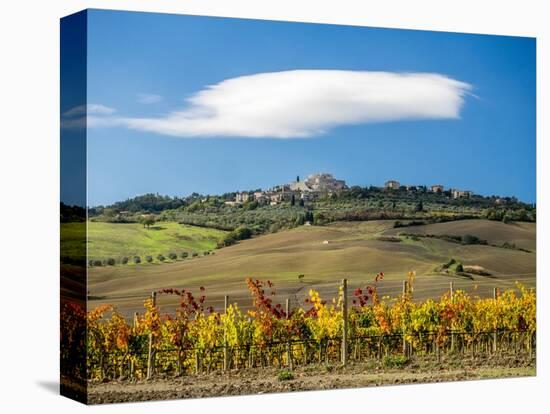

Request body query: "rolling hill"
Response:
[61, 221, 227, 261]
[87, 219, 536, 317]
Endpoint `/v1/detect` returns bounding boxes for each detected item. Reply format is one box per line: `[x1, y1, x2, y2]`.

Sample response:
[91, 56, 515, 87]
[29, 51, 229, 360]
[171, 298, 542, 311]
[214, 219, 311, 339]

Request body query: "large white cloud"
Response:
[79, 70, 473, 138]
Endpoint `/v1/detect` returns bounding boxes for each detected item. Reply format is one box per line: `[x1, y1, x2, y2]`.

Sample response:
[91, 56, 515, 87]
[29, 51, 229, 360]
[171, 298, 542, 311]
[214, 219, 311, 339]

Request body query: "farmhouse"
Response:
[430, 184, 444, 193]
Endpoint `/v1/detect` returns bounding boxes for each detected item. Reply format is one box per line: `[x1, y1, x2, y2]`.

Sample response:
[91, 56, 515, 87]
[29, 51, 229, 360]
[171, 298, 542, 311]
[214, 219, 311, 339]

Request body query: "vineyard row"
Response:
[60, 273, 536, 381]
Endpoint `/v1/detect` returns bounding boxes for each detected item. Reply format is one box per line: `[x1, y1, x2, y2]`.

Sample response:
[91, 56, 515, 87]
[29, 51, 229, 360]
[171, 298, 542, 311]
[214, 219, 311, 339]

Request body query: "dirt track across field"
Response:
[88, 354, 535, 404]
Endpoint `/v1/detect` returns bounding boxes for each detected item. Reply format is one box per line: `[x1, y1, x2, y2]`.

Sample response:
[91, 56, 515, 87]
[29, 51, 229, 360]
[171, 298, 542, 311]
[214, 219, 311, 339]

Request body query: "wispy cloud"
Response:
[137, 93, 163, 104]
[63, 103, 116, 118]
[66, 70, 473, 138]
[61, 104, 118, 129]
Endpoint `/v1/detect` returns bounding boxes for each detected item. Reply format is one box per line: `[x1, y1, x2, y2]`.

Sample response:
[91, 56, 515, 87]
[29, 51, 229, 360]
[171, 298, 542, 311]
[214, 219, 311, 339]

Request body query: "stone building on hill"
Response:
[235, 192, 250, 203]
[385, 180, 400, 190]
[452, 189, 473, 199]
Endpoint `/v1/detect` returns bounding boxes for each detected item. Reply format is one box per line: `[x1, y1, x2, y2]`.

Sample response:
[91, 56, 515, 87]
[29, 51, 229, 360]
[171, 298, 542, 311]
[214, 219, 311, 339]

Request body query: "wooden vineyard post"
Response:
[341, 278, 348, 366]
[402, 280, 408, 356]
[195, 350, 200, 374]
[286, 298, 293, 370]
[247, 317, 253, 368]
[146, 291, 157, 380]
[450, 282, 455, 353]
[130, 312, 138, 378]
[493, 287, 498, 353]
[223, 295, 229, 372]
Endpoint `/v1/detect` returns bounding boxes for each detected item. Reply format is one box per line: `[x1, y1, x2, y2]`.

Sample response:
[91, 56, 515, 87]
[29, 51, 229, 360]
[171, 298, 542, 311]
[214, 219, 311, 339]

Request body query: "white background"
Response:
[0, 0, 547, 412]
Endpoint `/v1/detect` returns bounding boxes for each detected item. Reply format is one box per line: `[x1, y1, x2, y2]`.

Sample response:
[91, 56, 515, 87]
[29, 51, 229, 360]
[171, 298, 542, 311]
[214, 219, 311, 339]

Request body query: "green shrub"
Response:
[192, 252, 198, 257]
[218, 226, 253, 247]
[106, 258, 116, 266]
[277, 370, 294, 381]
[377, 236, 401, 242]
[92, 260, 102, 267]
[168, 252, 177, 260]
[462, 234, 485, 245]
[180, 252, 188, 259]
[133, 256, 141, 264]
[442, 258, 456, 269]
[157, 254, 165, 262]
[324, 364, 334, 373]
[145, 255, 153, 263]
[382, 355, 409, 368]
[121, 256, 129, 265]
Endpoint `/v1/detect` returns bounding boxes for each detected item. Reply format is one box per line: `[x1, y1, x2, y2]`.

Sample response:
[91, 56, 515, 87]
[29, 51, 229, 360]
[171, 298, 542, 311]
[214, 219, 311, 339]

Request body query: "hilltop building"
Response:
[288, 173, 347, 194]
[304, 173, 347, 193]
[289, 180, 311, 192]
[231, 174, 477, 206]
[235, 192, 250, 203]
[235, 173, 348, 206]
[452, 189, 473, 199]
[385, 180, 400, 190]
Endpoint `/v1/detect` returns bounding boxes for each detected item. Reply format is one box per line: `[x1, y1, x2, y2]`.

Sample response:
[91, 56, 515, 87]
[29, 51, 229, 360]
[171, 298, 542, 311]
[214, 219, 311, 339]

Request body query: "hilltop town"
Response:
[229, 173, 347, 206]
[88, 171, 534, 235]
[229, 172, 480, 207]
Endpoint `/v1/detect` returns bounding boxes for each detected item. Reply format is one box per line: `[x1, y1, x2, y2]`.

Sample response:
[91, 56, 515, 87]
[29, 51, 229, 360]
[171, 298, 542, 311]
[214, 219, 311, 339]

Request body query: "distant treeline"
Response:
[86, 187, 535, 234]
[60, 202, 86, 223]
[89, 193, 189, 215]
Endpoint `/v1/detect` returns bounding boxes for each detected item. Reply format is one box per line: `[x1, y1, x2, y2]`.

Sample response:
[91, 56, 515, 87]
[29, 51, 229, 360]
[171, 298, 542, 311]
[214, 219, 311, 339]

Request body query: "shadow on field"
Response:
[37, 380, 59, 394]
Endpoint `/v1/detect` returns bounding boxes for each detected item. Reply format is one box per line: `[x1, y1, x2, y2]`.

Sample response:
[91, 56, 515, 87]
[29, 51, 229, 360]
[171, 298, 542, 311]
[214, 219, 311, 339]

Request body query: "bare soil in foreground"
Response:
[88, 353, 535, 404]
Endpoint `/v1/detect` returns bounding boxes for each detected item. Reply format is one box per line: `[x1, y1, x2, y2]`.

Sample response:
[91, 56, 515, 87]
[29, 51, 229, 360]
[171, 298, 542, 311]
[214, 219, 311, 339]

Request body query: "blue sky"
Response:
[82, 9, 536, 206]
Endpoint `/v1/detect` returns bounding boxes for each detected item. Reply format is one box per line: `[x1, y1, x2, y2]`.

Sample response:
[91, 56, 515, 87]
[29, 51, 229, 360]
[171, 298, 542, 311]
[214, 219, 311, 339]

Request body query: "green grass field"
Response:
[61, 221, 227, 261]
[87, 219, 536, 317]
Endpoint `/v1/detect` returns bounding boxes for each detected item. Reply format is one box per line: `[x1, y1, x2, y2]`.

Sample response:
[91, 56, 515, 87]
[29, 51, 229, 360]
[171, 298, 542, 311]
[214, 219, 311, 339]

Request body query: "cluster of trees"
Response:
[399, 232, 488, 246]
[88, 250, 209, 267]
[138, 214, 156, 228]
[86, 185, 535, 240]
[60, 202, 86, 223]
[484, 207, 535, 223]
[172, 205, 311, 234]
[89, 185, 535, 219]
[337, 185, 528, 210]
[90, 193, 188, 215]
[218, 226, 253, 247]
